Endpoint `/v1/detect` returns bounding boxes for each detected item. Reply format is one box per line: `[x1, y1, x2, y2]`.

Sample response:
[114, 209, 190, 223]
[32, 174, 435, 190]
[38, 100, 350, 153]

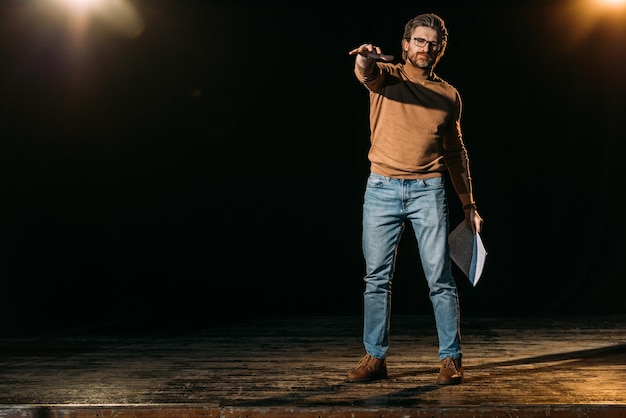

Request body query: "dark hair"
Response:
[402, 13, 448, 61]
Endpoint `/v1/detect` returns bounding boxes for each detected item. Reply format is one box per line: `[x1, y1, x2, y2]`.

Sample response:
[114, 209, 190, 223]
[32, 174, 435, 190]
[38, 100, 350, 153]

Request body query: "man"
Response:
[346, 13, 483, 385]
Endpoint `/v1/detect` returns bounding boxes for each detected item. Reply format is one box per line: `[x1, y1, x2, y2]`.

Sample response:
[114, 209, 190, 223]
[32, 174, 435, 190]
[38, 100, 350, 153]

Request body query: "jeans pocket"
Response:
[423, 176, 445, 190]
[367, 173, 386, 188]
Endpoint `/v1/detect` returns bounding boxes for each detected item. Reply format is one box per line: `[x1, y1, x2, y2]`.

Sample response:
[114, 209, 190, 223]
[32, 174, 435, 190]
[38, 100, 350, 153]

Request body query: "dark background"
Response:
[2, 0, 625, 335]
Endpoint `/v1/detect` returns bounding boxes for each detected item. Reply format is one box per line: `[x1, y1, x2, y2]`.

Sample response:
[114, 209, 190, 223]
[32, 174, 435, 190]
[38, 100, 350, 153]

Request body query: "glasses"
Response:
[411, 37, 442, 51]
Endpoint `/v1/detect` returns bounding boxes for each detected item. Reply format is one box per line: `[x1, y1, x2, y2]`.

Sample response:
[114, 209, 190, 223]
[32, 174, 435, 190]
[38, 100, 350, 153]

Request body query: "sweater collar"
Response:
[402, 62, 435, 82]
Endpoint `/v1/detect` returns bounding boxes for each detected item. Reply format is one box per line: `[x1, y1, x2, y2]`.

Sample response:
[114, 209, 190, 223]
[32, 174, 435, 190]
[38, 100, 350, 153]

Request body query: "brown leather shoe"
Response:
[346, 354, 388, 383]
[436, 357, 463, 385]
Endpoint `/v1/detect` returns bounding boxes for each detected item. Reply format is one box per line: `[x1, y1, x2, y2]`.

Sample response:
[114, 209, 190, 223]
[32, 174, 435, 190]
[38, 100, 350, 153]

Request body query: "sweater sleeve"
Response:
[354, 60, 383, 90]
[443, 91, 475, 207]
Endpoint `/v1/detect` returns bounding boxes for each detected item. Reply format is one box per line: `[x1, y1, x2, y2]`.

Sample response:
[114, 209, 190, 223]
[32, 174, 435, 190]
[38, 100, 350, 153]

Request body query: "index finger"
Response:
[366, 52, 394, 61]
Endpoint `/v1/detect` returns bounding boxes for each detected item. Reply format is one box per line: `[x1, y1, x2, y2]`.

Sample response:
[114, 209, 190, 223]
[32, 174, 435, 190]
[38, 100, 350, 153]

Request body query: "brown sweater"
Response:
[355, 60, 474, 205]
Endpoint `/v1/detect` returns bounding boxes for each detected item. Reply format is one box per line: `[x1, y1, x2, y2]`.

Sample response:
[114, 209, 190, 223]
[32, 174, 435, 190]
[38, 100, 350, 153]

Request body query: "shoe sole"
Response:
[436, 377, 463, 385]
[345, 373, 388, 383]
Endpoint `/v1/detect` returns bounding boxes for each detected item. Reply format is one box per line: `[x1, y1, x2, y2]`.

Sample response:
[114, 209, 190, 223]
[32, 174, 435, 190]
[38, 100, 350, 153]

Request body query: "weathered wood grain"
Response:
[1, 314, 625, 417]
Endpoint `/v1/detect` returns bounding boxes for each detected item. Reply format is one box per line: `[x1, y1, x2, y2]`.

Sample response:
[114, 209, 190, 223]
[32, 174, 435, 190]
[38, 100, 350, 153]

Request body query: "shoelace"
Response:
[358, 355, 379, 371]
[441, 358, 460, 372]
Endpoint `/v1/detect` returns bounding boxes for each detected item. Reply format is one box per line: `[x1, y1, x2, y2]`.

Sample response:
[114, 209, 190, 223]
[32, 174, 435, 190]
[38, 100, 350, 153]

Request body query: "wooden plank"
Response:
[1, 405, 626, 418]
[0, 314, 625, 416]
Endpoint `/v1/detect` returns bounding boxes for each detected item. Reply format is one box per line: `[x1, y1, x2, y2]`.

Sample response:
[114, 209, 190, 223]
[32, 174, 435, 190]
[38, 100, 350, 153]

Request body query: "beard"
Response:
[407, 52, 436, 69]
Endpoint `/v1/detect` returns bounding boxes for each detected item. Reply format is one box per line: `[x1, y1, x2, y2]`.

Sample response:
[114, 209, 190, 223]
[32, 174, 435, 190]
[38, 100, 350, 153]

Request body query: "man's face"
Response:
[403, 26, 441, 69]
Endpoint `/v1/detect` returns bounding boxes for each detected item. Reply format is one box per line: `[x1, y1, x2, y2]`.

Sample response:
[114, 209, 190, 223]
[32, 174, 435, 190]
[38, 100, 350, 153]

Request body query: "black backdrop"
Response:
[2, 0, 625, 334]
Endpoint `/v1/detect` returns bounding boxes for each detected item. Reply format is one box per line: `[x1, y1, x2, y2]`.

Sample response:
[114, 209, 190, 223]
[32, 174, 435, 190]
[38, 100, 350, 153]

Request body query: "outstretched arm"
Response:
[348, 43, 394, 68]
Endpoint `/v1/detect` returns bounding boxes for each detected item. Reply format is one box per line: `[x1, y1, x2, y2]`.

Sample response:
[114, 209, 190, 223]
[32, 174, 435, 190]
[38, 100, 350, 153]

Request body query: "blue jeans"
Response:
[361, 173, 461, 360]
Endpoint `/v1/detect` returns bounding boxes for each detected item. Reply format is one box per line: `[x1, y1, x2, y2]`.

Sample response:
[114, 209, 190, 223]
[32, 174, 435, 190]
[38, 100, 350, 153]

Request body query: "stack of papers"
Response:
[448, 221, 487, 286]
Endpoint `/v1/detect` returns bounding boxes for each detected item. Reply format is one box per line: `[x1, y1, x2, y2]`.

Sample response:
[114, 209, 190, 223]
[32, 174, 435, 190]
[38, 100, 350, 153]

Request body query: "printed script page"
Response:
[448, 221, 487, 286]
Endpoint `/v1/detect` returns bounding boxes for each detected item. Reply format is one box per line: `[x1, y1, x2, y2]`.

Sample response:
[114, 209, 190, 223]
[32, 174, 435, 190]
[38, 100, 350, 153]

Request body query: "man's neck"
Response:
[404, 62, 434, 81]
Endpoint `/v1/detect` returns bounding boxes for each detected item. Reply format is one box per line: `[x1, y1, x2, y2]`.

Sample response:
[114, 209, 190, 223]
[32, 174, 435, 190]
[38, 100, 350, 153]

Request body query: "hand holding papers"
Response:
[448, 221, 487, 286]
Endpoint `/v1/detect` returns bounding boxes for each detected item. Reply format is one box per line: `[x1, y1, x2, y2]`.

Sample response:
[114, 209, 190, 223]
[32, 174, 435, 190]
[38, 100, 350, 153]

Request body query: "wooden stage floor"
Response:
[1, 314, 625, 418]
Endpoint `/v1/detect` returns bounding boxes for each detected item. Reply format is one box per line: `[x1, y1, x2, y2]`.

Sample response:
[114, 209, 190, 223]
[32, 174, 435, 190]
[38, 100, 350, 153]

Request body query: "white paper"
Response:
[448, 221, 487, 286]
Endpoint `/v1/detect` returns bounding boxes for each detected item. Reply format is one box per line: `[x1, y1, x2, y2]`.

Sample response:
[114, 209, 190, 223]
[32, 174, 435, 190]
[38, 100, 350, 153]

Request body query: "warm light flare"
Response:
[549, 0, 626, 49]
[593, 0, 626, 11]
[49, 0, 145, 39]
[52, 0, 104, 15]
[63, 0, 100, 9]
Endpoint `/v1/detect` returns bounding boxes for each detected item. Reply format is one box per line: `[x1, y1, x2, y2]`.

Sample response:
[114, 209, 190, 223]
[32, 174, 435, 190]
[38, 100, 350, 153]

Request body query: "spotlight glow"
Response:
[64, 0, 100, 8]
[54, 0, 103, 14]
[594, 0, 626, 10]
[50, 0, 145, 39]
[551, 0, 626, 48]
